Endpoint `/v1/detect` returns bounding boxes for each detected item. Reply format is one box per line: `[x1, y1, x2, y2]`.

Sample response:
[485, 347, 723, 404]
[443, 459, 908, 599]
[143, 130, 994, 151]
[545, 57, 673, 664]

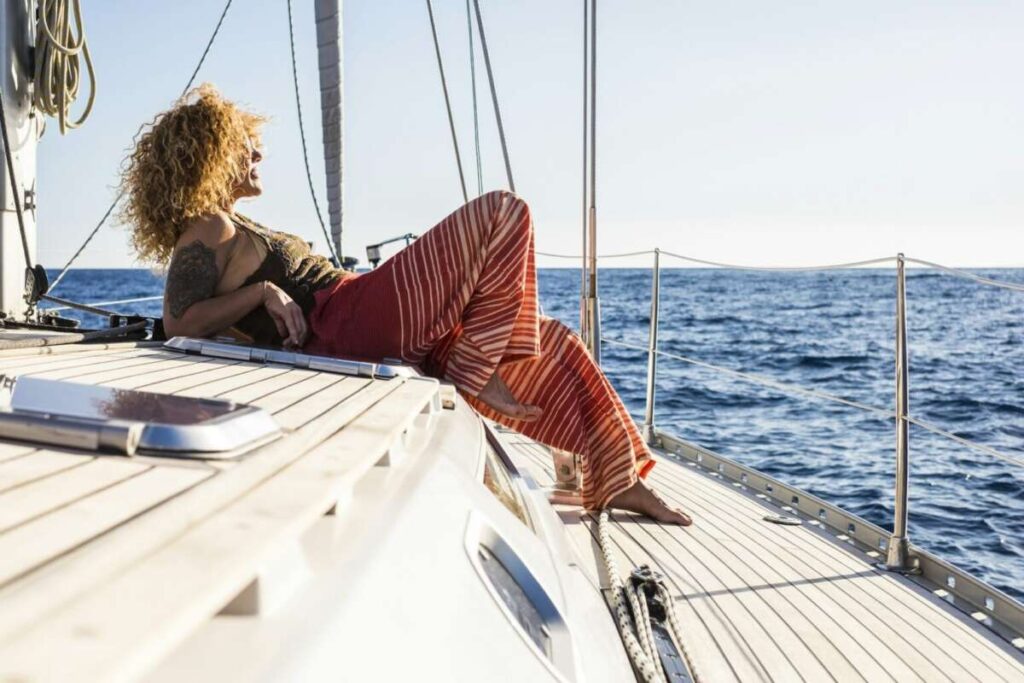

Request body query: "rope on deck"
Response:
[597, 510, 700, 682]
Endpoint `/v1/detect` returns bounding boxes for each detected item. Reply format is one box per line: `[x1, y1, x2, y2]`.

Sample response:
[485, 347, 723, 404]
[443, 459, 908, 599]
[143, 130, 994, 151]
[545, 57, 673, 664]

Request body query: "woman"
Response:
[122, 85, 690, 524]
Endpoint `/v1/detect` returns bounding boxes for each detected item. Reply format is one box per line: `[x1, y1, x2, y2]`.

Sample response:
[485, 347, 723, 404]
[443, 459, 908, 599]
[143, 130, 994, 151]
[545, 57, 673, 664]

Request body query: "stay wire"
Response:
[426, 0, 468, 203]
[471, 0, 515, 193]
[465, 0, 483, 196]
[287, 0, 340, 264]
[48, 0, 235, 294]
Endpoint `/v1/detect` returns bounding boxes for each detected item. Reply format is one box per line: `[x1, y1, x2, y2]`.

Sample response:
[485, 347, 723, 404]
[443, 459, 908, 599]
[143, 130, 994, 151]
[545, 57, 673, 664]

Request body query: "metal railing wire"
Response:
[903, 257, 1024, 293]
[538, 249, 655, 260]
[601, 337, 894, 419]
[592, 247, 1023, 573]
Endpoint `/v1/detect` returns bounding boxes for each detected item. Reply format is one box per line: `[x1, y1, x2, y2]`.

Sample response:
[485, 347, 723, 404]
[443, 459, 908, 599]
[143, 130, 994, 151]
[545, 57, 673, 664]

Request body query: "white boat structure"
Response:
[0, 2, 1022, 681]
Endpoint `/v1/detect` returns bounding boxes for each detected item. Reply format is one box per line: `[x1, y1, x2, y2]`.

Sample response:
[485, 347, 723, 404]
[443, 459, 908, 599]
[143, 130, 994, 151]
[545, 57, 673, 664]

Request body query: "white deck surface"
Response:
[503, 431, 1024, 683]
[0, 342, 440, 681]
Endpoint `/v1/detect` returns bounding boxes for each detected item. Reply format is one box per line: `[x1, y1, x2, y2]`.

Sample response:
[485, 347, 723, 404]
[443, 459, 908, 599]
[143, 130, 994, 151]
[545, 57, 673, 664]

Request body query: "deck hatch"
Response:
[1, 375, 280, 456]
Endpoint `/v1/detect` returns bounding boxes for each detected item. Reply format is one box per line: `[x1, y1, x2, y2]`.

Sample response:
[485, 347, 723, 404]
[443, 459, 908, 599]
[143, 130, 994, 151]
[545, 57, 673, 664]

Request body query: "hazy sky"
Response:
[35, 1, 1024, 269]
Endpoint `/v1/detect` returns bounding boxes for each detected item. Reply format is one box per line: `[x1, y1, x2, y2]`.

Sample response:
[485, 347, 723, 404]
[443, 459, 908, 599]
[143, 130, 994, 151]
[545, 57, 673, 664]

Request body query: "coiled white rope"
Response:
[34, 0, 96, 135]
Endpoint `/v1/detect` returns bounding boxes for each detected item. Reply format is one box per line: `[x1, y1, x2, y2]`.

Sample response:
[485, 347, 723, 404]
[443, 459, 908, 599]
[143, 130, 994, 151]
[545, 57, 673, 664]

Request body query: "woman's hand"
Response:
[262, 282, 308, 348]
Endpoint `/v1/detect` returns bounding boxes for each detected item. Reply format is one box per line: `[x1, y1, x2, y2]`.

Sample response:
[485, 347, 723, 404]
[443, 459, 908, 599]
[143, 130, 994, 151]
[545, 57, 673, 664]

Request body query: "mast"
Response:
[581, 0, 600, 363]
[315, 0, 344, 262]
[0, 0, 38, 320]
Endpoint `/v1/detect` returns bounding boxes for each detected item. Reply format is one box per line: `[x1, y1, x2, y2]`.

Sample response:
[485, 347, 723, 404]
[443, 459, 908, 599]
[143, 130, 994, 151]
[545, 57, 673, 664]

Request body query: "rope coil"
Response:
[33, 0, 96, 135]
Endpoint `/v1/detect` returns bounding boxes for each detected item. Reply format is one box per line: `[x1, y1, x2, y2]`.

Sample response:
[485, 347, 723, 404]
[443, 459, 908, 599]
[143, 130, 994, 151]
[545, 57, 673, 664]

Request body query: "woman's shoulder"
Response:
[179, 211, 237, 248]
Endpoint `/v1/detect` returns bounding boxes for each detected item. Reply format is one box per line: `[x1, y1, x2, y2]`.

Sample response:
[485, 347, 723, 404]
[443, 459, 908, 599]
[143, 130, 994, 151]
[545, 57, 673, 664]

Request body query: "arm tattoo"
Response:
[165, 240, 219, 319]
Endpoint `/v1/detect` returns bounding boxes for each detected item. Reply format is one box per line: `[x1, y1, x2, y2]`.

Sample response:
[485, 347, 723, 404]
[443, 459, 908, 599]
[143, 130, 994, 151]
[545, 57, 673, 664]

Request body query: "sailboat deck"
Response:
[503, 431, 1024, 683]
[0, 341, 441, 681]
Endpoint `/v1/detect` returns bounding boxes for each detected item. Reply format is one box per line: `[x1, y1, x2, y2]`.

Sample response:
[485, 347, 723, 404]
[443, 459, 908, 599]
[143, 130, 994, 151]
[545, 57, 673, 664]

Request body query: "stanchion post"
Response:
[884, 253, 914, 572]
[642, 248, 661, 444]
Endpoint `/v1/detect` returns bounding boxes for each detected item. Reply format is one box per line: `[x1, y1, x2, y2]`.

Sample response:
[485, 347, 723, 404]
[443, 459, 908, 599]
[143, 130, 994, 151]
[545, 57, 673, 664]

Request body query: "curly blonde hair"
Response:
[119, 84, 266, 264]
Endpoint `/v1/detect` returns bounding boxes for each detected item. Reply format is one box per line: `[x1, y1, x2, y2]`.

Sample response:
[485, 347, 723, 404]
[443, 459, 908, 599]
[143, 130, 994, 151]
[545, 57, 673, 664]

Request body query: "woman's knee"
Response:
[482, 190, 531, 234]
[540, 317, 588, 354]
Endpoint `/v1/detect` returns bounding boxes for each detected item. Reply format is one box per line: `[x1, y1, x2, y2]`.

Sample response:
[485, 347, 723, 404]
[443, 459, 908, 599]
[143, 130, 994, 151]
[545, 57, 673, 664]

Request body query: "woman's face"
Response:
[233, 137, 264, 200]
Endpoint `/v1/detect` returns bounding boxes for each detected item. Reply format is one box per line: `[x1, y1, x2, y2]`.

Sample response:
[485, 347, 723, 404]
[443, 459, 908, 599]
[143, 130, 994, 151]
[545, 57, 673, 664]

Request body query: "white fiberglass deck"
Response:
[504, 431, 1024, 683]
[0, 341, 440, 681]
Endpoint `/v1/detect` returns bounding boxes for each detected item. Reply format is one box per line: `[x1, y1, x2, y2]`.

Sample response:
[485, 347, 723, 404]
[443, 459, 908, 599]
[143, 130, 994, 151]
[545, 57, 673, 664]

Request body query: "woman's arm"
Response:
[162, 215, 308, 346]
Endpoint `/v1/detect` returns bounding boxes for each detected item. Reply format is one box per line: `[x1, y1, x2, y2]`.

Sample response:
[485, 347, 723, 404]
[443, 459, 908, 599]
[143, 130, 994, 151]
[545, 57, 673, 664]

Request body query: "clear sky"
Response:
[35, 1, 1024, 270]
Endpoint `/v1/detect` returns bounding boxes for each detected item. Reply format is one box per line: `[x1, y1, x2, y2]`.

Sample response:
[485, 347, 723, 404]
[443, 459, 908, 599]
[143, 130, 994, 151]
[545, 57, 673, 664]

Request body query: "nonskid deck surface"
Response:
[0, 341, 440, 681]
[502, 431, 1024, 683]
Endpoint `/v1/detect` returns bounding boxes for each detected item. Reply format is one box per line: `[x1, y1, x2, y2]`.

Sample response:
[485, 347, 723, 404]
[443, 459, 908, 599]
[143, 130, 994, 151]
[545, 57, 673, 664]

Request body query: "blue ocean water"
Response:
[46, 267, 1024, 601]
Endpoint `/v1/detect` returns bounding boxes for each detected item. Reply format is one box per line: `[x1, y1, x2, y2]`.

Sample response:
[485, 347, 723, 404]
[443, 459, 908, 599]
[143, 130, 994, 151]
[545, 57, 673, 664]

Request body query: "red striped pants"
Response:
[307, 191, 654, 509]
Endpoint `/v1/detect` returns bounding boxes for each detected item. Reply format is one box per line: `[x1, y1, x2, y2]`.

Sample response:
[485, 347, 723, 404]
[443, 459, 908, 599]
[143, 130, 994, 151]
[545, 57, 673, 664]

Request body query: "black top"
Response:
[230, 214, 347, 345]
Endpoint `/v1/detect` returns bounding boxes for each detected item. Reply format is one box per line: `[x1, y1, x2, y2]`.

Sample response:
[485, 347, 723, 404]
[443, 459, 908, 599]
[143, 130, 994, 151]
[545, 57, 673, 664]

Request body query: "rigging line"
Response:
[904, 416, 1024, 470]
[601, 337, 895, 420]
[40, 294, 163, 313]
[660, 250, 896, 272]
[607, 335, 1024, 470]
[466, 0, 483, 196]
[903, 257, 1024, 293]
[39, 293, 118, 316]
[580, 0, 588, 334]
[538, 249, 654, 259]
[287, 0, 339, 264]
[471, 0, 515, 193]
[426, 0, 468, 203]
[0, 87, 33, 270]
[48, 0, 235, 294]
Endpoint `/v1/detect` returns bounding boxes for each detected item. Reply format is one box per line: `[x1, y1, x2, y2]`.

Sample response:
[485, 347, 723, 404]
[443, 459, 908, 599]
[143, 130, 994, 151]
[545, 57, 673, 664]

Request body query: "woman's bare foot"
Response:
[476, 372, 543, 422]
[607, 481, 692, 525]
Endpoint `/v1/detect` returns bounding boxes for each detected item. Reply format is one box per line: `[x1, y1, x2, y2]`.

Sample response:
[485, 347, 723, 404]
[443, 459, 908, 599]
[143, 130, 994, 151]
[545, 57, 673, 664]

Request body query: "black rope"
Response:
[286, 0, 341, 266]
[48, 0, 236, 294]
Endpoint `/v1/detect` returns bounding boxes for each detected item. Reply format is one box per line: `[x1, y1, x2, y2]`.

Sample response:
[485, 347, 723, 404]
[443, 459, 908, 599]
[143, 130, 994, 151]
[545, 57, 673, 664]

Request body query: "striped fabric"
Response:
[307, 190, 654, 509]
